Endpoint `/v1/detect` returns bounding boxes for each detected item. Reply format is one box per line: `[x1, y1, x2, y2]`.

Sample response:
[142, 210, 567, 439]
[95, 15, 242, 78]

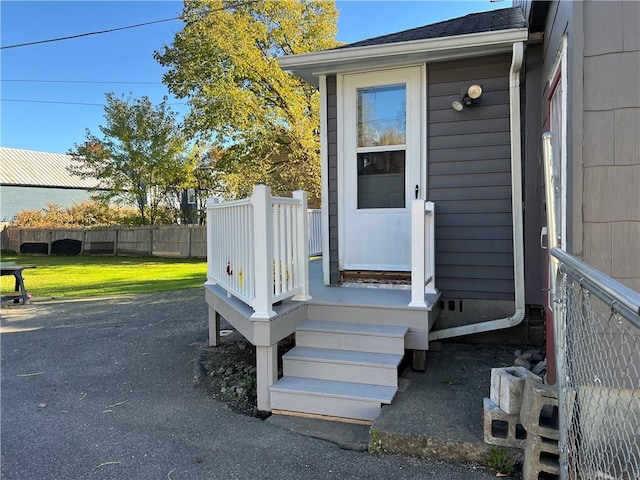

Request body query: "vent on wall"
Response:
[440, 299, 463, 313]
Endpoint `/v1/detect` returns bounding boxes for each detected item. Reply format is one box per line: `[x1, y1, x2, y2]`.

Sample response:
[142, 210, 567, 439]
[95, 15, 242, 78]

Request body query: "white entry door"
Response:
[341, 67, 424, 271]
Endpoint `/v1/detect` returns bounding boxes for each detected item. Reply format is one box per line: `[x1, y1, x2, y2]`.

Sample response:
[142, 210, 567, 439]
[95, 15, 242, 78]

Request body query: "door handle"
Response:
[415, 185, 419, 199]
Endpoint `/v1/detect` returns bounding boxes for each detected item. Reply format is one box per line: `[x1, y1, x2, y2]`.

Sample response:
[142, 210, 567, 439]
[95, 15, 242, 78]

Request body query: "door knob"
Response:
[415, 185, 419, 199]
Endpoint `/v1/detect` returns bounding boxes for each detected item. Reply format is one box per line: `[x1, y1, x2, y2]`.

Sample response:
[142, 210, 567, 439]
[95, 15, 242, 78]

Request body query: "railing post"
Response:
[205, 197, 219, 285]
[409, 199, 427, 308]
[251, 185, 276, 319]
[425, 201, 437, 294]
[292, 190, 311, 301]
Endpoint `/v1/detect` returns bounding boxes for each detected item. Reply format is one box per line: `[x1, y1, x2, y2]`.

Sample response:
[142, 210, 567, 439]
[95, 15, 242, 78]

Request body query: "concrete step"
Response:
[296, 320, 407, 355]
[270, 376, 397, 421]
[283, 346, 402, 386]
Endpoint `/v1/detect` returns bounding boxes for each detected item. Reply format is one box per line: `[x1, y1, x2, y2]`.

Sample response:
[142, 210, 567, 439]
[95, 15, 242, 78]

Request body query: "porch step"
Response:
[283, 346, 402, 387]
[270, 319, 407, 421]
[270, 376, 396, 421]
[296, 320, 407, 355]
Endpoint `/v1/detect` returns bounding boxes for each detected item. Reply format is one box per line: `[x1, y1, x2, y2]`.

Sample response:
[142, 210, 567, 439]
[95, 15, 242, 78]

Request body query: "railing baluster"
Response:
[205, 185, 312, 315]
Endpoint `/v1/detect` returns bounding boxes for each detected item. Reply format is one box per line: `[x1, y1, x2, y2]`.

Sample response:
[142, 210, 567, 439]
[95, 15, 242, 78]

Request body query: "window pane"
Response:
[357, 151, 405, 209]
[357, 84, 406, 147]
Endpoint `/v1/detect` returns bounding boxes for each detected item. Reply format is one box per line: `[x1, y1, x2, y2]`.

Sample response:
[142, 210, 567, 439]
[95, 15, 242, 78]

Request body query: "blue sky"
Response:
[1, 0, 512, 154]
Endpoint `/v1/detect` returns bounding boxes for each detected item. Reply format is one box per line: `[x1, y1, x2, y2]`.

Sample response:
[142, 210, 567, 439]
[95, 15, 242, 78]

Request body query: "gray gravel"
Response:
[1, 289, 497, 479]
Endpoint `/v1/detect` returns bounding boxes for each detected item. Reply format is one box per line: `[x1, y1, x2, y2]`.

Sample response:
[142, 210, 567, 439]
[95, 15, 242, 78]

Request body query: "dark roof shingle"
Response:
[338, 7, 526, 49]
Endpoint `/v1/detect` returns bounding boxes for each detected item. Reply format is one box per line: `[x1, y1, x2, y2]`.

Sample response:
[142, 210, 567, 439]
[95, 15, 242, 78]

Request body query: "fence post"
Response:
[409, 199, 427, 308]
[251, 185, 275, 319]
[292, 190, 311, 301]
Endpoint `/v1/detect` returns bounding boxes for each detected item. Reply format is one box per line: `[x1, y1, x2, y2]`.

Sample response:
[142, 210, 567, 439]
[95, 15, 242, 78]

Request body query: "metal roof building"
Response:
[0, 147, 101, 222]
[0, 147, 100, 189]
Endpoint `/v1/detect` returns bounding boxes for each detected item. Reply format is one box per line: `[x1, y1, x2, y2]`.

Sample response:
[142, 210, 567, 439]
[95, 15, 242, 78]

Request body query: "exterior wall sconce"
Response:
[452, 84, 483, 111]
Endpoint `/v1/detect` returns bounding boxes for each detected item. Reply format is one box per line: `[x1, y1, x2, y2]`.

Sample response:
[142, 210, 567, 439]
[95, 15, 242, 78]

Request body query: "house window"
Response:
[356, 84, 406, 208]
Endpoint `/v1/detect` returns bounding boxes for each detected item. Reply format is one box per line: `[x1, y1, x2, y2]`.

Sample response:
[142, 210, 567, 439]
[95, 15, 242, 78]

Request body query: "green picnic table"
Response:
[1, 263, 36, 305]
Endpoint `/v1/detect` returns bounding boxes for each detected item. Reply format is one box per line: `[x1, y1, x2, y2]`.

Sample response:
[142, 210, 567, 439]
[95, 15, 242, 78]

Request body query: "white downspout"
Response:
[429, 41, 526, 341]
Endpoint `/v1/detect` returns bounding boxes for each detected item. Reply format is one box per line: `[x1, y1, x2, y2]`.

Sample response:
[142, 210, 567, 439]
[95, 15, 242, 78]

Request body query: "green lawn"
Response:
[0, 252, 207, 298]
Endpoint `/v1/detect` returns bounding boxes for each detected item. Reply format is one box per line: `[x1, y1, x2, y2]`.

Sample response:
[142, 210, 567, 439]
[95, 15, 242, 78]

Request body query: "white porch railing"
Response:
[409, 200, 436, 307]
[307, 209, 322, 256]
[206, 185, 311, 319]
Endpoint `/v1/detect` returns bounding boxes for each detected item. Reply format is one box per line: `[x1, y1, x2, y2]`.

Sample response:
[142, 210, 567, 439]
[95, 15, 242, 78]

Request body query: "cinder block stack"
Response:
[483, 366, 539, 448]
[520, 377, 560, 480]
[484, 367, 562, 479]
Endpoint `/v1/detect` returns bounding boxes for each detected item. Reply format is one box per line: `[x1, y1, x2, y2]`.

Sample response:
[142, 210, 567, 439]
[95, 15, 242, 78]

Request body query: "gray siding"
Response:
[527, 0, 640, 293]
[326, 75, 340, 285]
[427, 54, 515, 300]
[580, 0, 640, 292]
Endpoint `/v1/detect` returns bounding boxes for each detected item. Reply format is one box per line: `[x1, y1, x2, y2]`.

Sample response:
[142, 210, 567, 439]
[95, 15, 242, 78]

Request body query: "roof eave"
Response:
[279, 27, 529, 85]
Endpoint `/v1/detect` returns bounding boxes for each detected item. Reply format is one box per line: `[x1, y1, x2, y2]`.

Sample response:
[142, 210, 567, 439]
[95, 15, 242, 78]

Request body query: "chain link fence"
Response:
[552, 247, 640, 480]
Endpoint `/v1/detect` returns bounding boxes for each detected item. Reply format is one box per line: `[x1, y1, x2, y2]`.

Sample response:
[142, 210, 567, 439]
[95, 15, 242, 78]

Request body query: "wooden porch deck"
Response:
[205, 257, 442, 417]
[308, 258, 440, 310]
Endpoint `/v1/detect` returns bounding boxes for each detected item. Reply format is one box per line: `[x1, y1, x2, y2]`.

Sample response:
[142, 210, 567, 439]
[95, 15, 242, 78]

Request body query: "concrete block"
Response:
[483, 398, 527, 449]
[490, 367, 541, 415]
[500, 367, 538, 415]
[522, 434, 560, 480]
[490, 368, 501, 406]
[520, 377, 559, 440]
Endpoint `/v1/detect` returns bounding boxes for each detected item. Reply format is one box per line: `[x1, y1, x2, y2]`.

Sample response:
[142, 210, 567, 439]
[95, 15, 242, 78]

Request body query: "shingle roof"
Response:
[0, 147, 100, 189]
[338, 7, 526, 49]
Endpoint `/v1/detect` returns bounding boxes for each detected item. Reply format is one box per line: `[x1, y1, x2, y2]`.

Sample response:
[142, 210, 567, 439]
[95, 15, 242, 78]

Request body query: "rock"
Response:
[514, 349, 523, 357]
[519, 352, 534, 362]
[514, 357, 531, 369]
[532, 360, 546, 375]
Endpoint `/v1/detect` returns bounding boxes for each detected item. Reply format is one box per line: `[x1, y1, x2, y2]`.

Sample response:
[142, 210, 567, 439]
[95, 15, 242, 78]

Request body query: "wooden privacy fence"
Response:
[3, 225, 208, 258]
[2, 209, 322, 260]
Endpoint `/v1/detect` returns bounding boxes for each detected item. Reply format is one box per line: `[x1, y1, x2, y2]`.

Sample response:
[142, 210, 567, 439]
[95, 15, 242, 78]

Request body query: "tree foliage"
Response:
[68, 93, 191, 225]
[154, 0, 339, 206]
[10, 201, 167, 228]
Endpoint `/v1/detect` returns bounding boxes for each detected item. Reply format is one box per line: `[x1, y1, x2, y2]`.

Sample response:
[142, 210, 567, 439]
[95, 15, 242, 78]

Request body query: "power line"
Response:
[2, 98, 186, 107]
[2, 79, 162, 85]
[2, 99, 105, 106]
[0, 1, 259, 50]
[1, 17, 179, 50]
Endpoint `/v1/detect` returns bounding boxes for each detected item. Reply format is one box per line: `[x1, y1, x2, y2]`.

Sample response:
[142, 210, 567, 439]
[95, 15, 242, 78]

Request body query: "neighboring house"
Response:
[0, 147, 101, 222]
[203, 2, 639, 421]
[515, 0, 640, 382]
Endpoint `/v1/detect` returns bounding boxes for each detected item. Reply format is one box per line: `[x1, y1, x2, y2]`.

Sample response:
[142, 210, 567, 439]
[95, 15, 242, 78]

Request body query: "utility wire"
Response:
[1, 17, 179, 50]
[2, 99, 105, 106]
[1, 1, 259, 50]
[2, 79, 162, 85]
[2, 98, 186, 107]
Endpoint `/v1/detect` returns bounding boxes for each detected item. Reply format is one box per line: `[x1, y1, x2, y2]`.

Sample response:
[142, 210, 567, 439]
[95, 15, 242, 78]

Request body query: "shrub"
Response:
[11, 201, 151, 227]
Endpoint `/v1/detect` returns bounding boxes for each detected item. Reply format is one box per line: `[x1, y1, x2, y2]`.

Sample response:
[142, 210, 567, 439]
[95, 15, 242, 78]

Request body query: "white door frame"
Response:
[337, 66, 426, 271]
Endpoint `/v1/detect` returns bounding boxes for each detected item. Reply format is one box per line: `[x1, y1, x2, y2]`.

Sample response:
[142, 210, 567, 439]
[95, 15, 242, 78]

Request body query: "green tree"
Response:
[68, 93, 190, 225]
[154, 0, 339, 207]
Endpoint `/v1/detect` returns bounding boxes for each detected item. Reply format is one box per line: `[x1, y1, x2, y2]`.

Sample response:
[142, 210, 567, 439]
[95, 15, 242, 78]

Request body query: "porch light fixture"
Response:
[451, 84, 483, 111]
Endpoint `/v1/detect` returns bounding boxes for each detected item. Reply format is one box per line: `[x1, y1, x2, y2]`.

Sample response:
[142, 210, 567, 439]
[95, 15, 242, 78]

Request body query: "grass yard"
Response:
[0, 252, 207, 299]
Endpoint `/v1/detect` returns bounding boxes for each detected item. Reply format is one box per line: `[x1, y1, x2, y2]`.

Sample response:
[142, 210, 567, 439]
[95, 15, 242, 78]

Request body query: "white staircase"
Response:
[269, 319, 407, 422]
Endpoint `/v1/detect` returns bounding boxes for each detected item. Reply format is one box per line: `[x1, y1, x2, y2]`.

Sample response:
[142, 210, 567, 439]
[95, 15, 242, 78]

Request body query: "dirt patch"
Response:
[198, 332, 295, 417]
